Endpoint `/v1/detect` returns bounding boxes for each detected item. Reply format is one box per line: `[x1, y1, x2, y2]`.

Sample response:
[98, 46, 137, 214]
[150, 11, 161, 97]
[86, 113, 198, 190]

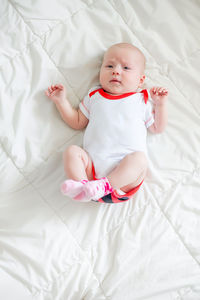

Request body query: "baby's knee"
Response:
[129, 151, 148, 170]
[63, 145, 81, 159]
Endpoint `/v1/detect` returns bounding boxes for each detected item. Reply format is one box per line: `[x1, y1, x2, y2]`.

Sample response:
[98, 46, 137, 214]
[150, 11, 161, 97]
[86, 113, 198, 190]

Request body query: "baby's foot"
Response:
[73, 177, 113, 202]
[61, 179, 88, 198]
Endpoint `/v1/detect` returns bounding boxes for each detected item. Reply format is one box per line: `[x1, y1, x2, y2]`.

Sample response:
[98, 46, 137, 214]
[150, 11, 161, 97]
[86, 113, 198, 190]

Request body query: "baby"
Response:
[45, 43, 168, 203]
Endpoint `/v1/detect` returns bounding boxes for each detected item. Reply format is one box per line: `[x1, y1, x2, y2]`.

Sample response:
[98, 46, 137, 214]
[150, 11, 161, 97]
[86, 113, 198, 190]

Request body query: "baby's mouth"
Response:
[110, 79, 121, 84]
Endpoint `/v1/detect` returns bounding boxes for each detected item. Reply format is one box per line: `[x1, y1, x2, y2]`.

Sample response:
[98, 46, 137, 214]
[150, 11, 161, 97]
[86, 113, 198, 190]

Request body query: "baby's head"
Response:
[100, 43, 146, 95]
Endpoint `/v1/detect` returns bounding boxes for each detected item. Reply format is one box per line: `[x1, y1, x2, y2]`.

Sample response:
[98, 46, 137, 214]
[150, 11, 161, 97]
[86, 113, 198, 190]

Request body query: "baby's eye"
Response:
[124, 66, 130, 70]
[106, 65, 113, 68]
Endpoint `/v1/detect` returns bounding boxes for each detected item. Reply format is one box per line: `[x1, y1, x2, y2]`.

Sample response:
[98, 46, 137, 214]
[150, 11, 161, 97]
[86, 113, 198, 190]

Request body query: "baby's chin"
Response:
[102, 84, 135, 95]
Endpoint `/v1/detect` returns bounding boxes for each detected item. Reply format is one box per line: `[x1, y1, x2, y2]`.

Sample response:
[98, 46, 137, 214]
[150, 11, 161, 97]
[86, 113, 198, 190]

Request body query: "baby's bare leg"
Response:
[107, 151, 147, 193]
[61, 145, 94, 198]
[63, 145, 93, 181]
[73, 151, 147, 202]
[62, 149, 146, 201]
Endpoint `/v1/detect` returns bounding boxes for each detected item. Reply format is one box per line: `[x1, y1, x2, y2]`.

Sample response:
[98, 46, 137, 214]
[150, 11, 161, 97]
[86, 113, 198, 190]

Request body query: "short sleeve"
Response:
[79, 86, 99, 119]
[144, 97, 154, 128]
[79, 93, 90, 119]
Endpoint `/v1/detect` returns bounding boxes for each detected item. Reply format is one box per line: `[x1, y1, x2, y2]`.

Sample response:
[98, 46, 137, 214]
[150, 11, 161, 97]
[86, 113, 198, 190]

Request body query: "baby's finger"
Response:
[158, 88, 166, 95]
[55, 84, 63, 90]
[160, 88, 168, 95]
[151, 87, 156, 94]
[51, 85, 56, 91]
[154, 87, 161, 94]
[161, 89, 167, 95]
[157, 87, 163, 94]
[163, 90, 168, 95]
[157, 88, 163, 95]
[154, 87, 160, 95]
[163, 88, 168, 93]
[45, 90, 49, 97]
[48, 87, 52, 93]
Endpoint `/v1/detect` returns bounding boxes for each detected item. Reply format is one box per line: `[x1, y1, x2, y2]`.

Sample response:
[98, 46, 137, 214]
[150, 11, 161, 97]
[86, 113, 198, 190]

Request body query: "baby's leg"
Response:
[107, 151, 147, 193]
[61, 145, 93, 197]
[63, 145, 93, 180]
[74, 151, 147, 202]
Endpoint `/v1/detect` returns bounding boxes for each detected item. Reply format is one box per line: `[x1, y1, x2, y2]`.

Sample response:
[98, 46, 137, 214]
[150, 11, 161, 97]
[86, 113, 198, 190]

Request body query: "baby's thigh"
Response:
[121, 151, 148, 192]
[82, 149, 93, 180]
[63, 145, 93, 180]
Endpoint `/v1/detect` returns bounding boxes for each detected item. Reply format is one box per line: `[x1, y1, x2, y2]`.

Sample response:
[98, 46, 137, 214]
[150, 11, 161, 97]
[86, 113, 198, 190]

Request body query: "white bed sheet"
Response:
[0, 0, 200, 299]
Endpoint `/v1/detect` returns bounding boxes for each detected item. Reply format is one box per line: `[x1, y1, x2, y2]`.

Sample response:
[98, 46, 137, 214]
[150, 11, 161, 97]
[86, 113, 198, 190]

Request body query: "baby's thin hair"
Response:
[106, 42, 146, 70]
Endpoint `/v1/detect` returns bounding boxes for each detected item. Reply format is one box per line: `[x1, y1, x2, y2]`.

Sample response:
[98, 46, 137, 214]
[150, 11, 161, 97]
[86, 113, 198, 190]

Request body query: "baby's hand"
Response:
[150, 87, 168, 106]
[45, 84, 66, 104]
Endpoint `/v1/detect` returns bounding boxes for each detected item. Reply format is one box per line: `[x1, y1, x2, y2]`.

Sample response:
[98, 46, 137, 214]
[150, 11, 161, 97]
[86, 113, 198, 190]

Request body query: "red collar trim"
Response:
[89, 88, 148, 103]
[98, 89, 135, 100]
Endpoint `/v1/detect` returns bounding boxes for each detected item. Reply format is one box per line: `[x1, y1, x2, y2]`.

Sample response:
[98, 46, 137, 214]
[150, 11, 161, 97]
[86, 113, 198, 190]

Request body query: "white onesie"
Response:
[79, 87, 154, 178]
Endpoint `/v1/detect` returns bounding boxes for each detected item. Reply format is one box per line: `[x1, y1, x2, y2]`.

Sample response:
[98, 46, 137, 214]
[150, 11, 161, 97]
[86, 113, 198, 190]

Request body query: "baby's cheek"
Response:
[127, 77, 139, 89]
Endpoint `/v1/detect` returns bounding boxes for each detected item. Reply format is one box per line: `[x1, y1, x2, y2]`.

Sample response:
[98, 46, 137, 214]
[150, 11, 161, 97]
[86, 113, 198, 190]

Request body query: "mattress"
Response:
[0, 0, 200, 299]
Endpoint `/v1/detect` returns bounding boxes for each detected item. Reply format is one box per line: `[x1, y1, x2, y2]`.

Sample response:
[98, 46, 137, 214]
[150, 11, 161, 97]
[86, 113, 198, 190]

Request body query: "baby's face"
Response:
[99, 45, 145, 95]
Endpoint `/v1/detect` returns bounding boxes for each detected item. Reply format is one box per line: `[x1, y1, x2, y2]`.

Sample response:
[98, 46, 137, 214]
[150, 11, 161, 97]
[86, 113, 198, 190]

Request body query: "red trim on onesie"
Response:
[81, 100, 90, 114]
[98, 89, 136, 100]
[140, 89, 148, 104]
[89, 88, 148, 103]
[89, 88, 101, 98]
[92, 163, 143, 204]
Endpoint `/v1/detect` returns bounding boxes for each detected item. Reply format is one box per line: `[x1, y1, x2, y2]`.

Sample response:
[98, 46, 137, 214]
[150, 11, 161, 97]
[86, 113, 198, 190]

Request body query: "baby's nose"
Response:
[112, 66, 120, 75]
[112, 70, 119, 75]
[112, 64, 121, 75]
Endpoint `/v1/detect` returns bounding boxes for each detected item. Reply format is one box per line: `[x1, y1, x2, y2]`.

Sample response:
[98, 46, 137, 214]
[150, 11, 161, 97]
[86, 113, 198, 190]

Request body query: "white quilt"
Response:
[1, 0, 200, 299]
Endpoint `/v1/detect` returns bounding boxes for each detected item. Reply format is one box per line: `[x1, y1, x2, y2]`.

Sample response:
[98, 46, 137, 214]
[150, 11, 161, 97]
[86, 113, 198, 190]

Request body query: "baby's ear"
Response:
[139, 75, 145, 87]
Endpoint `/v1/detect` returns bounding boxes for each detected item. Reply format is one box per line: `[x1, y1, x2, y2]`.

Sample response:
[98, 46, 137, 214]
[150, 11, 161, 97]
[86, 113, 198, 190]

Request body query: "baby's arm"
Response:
[148, 87, 168, 134]
[45, 84, 88, 130]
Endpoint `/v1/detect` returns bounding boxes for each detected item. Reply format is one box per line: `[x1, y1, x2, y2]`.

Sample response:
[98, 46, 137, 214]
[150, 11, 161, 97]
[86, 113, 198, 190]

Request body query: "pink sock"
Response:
[73, 177, 114, 202]
[61, 179, 88, 198]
